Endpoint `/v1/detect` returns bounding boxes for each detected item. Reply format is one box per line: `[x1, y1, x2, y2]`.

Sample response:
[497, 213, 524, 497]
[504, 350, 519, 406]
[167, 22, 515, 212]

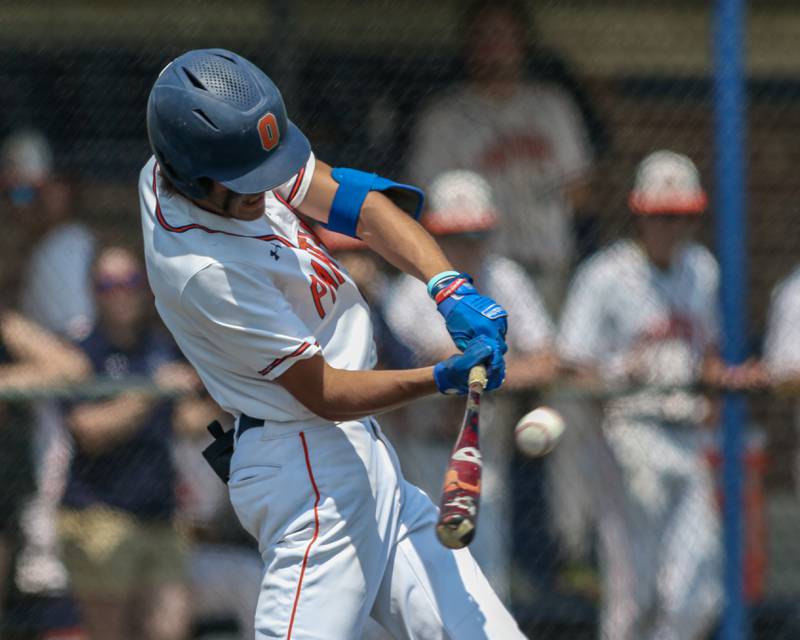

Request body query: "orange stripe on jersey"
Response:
[258, 341, 315, 376]
[287, 431, 321, 639]
[287, 165, 306, 203]
[151, 165, 295, 247]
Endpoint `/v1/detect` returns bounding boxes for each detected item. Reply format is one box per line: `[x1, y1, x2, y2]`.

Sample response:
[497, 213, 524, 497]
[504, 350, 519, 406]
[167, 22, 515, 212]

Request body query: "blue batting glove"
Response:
[429, 272, 508, 353]
[433, 336, 506, 395]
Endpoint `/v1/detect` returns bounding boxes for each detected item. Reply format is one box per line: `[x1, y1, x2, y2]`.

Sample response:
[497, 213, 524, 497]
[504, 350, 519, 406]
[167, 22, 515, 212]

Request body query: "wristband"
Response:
[426, 270, 460, 298]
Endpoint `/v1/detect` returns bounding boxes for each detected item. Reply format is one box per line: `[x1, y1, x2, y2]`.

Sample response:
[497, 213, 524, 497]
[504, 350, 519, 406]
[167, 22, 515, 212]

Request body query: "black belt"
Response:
[237, 414, 265, 440]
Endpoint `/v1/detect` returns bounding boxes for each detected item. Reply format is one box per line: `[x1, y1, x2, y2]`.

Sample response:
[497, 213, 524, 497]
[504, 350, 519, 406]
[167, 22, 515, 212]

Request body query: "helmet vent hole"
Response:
[212, 52, 237, 64]
[182, 68, 207, 91]
[192, 109, 220, 131]
[184, 55, 259, 110]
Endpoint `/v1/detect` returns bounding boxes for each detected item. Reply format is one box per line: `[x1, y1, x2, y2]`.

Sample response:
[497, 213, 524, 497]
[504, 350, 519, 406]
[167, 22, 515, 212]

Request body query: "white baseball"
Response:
[514, 407, 565, 458]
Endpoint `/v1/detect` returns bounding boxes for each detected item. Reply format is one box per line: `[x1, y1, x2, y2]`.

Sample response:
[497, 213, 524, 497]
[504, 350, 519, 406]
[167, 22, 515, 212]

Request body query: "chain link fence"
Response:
[1, 1, 799, 638]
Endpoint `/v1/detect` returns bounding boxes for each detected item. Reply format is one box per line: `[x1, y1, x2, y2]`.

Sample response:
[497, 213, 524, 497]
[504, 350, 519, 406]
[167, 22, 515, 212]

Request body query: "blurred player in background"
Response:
[59, 246, 199, 640]
[0, 309, 89, 633]
[140, 49, 522, 639]
[558, 151, 764, 640]
[383, 170, 557, 600]
[764, 264, 800, 495]
[408, 0, 593, 311]
[0, 129, 97, 637]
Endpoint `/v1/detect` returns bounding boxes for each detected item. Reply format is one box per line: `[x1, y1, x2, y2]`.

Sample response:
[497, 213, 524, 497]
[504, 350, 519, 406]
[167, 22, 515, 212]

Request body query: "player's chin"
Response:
[228, 192, 265, 220]
[234, 201, 265, 220]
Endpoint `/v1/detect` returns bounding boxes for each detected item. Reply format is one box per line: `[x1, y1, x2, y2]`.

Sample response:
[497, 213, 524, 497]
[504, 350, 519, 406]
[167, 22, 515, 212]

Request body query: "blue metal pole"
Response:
[713, 0, 748, 638]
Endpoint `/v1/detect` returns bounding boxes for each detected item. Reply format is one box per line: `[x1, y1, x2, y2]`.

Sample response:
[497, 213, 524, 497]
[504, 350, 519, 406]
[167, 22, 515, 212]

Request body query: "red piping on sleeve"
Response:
[258, 341, 315, 377]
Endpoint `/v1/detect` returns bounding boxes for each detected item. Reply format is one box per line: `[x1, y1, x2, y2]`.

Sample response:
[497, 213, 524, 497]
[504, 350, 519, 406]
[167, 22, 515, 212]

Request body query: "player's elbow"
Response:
[303, 400, 361, 422]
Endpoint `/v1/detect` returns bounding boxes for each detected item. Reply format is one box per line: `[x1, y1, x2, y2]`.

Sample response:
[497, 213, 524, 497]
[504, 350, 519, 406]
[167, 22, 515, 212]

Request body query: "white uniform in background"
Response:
[15, 221, 96, 595]
[384, 255, 554, 600]
[139, 155, 524, 639]
[408, 84, 592, 307]
[765, 266, 800, 493]
[558, 238, 722, 640]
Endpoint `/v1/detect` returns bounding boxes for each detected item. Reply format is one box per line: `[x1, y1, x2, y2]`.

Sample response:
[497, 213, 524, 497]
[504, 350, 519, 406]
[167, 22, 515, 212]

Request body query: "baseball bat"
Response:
[435, 364, 488, 549]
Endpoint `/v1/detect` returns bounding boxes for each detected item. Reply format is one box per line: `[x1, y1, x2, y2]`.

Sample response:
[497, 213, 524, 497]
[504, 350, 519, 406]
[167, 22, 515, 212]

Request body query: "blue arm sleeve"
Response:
[323, 168, 425, 239]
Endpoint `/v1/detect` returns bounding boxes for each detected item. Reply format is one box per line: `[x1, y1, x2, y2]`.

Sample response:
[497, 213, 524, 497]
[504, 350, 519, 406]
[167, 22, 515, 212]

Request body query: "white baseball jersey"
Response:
[138, 154, 376, 421]
[408, 84, 592, 273]
[764, 267, 800, 489]
[384, 254, 554, 363]
[765, 266, 800, 377]
[558, 239, 720, 423]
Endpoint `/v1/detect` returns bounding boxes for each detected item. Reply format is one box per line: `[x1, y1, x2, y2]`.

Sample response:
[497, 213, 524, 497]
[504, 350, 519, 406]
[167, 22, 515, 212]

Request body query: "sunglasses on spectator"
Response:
[94, 273, 145, 293]
[3, 184, 41, 206]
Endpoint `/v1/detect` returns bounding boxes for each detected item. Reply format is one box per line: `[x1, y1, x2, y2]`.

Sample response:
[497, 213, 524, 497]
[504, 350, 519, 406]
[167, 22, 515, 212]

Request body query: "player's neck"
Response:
[635, 239, 674, 272]
[473, 77, 520, 101]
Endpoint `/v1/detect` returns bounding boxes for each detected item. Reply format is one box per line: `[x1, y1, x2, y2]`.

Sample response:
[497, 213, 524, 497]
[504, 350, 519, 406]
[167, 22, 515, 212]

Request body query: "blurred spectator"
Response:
[0, 310, 89, 631]
[407, 0, 594, 311]
[172, 405, 263, 639]
[0, 129, 96, 617]
[0, 129, 95, 338]
[58, 246, 195, 640]
[383, 170, 557, 600]
[558, 151, 763, 640]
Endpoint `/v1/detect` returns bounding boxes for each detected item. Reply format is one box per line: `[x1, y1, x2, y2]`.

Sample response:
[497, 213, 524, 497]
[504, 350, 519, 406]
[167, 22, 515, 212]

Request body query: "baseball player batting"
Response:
[138, 49, 523, 639]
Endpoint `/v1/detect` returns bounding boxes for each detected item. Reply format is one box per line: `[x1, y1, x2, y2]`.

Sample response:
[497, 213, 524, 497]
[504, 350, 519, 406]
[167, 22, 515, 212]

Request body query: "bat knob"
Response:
[435, 516, 475, 549]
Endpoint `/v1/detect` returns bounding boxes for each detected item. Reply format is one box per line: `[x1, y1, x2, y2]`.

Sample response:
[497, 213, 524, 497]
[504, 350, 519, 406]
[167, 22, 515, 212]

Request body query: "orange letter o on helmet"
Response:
[257, 113, 280, 151]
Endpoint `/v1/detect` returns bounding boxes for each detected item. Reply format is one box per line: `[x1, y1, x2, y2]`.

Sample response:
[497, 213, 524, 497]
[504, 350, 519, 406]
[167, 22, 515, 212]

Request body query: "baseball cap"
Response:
[628, 150, 707, 215]
[422, 170, 499, 236]
[1, 129, 53, 184]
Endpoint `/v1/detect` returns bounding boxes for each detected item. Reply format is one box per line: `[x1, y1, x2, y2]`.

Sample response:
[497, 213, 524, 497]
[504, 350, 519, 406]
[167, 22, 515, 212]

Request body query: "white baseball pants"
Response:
[596, 419, 722, 640]
[227, 416, 524, 640]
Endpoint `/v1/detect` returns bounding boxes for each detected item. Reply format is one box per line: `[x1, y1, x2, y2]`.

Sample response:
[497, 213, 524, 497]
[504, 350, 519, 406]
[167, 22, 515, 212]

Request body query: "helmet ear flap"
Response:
[155, 150, 210, 200]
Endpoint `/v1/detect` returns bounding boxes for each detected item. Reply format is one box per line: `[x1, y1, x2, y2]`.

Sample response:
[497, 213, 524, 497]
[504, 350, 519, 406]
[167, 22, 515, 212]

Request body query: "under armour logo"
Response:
[270, 244, 282, 261]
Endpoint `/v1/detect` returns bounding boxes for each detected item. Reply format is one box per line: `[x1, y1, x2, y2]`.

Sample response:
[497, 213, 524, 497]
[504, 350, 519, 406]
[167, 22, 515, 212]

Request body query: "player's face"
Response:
[636, 214, 696, 268]
[467, 8, 526, 83]
[197, 182, 266, 221]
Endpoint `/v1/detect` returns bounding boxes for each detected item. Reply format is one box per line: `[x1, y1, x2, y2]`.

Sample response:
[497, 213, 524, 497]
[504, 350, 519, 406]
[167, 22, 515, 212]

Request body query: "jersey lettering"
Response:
[306, 246, 345, 284]
[309, 260, 344, 319]
[309, 274, 329, 318]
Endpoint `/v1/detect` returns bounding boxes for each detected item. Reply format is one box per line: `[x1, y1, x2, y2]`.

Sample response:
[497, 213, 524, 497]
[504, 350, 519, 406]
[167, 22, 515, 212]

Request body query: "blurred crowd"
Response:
[1, 2, 799, 640]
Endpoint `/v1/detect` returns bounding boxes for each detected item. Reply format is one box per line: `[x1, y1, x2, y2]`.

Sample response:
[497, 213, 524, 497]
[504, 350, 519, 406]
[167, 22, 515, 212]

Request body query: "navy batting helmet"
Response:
[146, 49, 310, 199]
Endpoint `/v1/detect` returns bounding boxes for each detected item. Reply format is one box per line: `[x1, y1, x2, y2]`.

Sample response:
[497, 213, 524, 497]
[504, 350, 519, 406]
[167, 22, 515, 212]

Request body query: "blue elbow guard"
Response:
[324, 168, 425, 239]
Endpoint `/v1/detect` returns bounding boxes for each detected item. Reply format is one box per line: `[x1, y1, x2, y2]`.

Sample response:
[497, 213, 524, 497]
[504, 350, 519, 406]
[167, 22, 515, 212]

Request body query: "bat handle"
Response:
[468, 364, 488, 390]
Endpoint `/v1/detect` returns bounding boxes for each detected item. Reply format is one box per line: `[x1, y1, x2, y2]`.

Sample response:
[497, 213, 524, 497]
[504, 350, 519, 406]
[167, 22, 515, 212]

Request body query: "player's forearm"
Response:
[357, 191, 453, 282]
[277, 356, 438, 421]
[319, 367, 439, 420]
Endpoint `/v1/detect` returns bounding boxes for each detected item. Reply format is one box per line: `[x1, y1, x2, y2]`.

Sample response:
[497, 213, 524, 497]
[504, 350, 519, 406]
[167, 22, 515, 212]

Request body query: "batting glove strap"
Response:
[433, 336, 505, 395]
[426, 270, 461, 297]
[430, 272, 508, 352]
